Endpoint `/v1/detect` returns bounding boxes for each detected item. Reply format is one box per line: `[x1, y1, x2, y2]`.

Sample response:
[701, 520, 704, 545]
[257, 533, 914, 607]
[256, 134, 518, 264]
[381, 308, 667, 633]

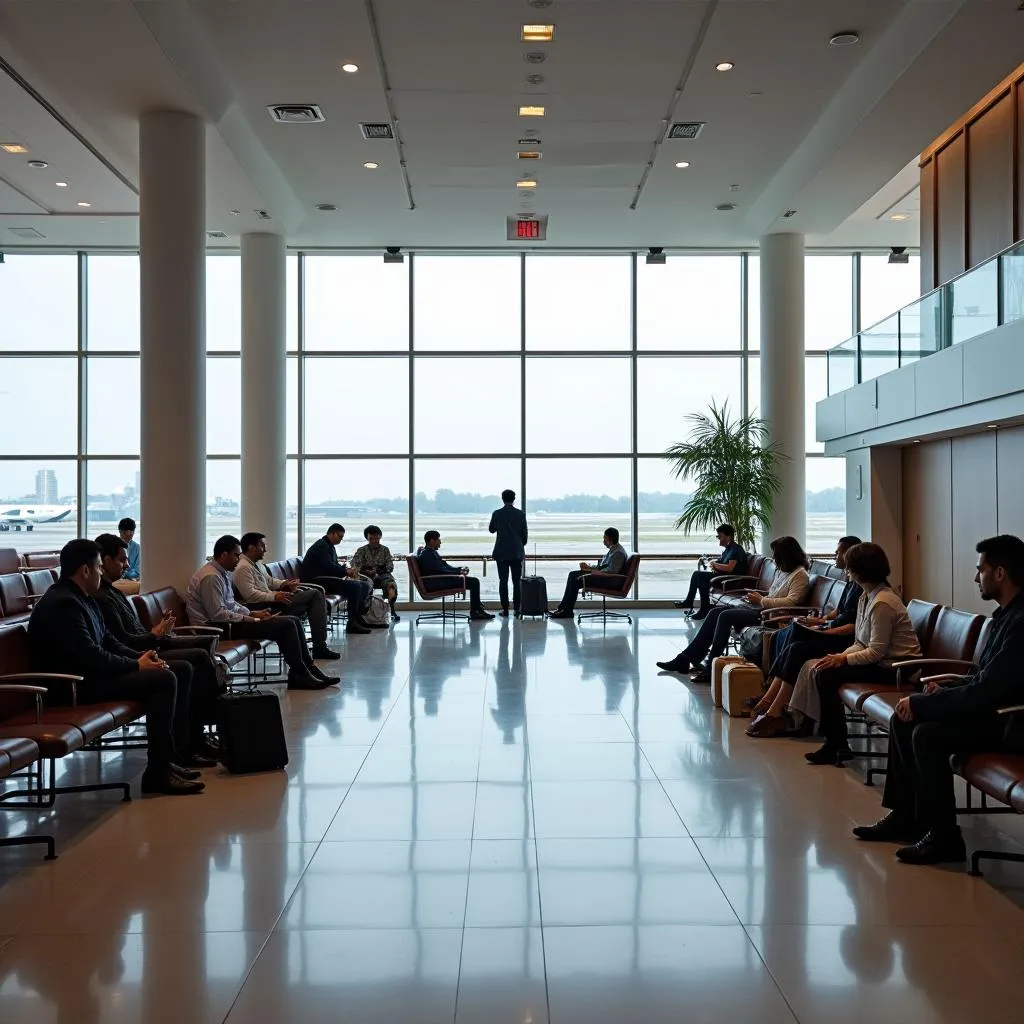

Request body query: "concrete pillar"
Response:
[139, 110, 205, 593]
[240, 233, 287, 556]
[759, 233, 806, 546]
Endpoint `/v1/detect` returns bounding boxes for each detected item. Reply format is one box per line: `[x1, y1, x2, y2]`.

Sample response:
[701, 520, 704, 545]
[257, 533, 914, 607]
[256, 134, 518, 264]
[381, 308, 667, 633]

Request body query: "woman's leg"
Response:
[750, 677, 783, 716]
[766, 681, 794, 716]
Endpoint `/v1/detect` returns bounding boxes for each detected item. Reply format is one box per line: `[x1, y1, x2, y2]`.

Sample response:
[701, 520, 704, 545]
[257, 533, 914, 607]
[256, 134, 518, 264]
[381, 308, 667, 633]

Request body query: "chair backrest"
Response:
[0, 573, 32, 618]
[286, 557, 302, 578]
[809, 559, 832, 578]
[591, 555, 639, 596]
[406, 554, 427, 598]
[803, 574, 837, 612]
[265, 560, 287, 581]
[132, 587, 188, 629]
[22, 569, 55, 598]
[973, 618, 994, 665]
[757, 558, 777, 590]
[23, 551, 60, 569]
[924, 606, 986, 662]
[744, 553, 766, 580]
[906, 599, 941, 650]
[0, 549, 18, 575]
[0, 624, 36, 721]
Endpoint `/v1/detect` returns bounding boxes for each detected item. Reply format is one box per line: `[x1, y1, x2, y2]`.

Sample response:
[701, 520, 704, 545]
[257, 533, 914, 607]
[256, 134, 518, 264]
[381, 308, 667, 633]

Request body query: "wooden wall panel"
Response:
[936, 134, 966, 284]
[920, 158, 936, 294]
[901, 440, 953, 605]
[951, 434, 997, 613]
[967, 95, 1014, 267]
[1018, 82, 1024, 243]
[997, 426, 1024, 536]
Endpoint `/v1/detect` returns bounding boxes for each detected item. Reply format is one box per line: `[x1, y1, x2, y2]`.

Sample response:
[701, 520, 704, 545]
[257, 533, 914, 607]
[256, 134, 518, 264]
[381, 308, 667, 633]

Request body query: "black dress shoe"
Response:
[656, 656, 691, 673]
[141, 770, 205, 796]
[804, 744, 854, 766]
[312, 644, 342, 660]
[309, 665, 341, 684]
[346, 620, 372, 635]
[287, 671, 329, 690]
[548, 609, 573, 619]
[470, 610, 494, 621]
[853, 811, 923, 844]
[177, 752, 218, 769]
[167, 763, 202, 781]
[690, 665, 712, 684]
[689, 610, 709, 621]
[391, 611, 401, 622]
[895, 829, 967, 865]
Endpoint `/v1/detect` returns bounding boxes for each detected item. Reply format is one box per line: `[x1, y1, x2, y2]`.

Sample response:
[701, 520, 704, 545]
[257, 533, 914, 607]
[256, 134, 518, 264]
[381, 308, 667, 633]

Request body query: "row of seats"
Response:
[0, 569, 59, 627]
[0, 548, 61, 574]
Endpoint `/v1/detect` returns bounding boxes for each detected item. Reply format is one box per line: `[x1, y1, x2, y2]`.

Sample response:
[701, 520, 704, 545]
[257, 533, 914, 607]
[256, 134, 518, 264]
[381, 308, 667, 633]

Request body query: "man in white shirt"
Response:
[234, 532, 339, 661]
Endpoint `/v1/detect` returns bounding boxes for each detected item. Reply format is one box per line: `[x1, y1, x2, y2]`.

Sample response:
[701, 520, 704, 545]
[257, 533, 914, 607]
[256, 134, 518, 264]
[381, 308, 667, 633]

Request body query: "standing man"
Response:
[549, 527, 628, 619]
[489, 489, 528, 618]
[300, 524, 374, 635]
[118, 517, 141, 593]
[418, 531, 494, 621]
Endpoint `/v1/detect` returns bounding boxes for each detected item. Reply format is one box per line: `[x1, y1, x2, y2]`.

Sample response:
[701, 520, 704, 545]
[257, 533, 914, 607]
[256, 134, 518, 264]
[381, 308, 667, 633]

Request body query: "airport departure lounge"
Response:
[2, 3, 1024, 1021]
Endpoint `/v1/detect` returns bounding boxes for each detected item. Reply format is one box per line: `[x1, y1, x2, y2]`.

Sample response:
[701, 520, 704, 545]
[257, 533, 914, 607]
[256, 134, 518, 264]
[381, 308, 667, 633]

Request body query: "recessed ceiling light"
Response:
[340, 62, 359, 73]
[55, 181, 68, 188]
[516, 179, 538, 189]
[315, 203, 337, 212]
[674, 161, 690, 169]
[518, 151, 542, 160]
[890, 213, 909, 222]
[829, 31, 860, 47]
[77, 201, 92, 207]
[363, 161, 379, 169]
[26, 159, 48, 169]
[0, 143, 28, 154]
[519, 105, 545, 117]
[715, 203, 736, 212]
[521, 24, 554, 42]
[715, 62, 734, 71]
[987, 424, 998, 429]
[912, 439, 921, 444]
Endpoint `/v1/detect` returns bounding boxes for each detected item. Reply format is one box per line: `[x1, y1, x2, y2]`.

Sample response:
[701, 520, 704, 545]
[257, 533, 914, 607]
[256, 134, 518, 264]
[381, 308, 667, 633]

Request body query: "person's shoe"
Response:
[690, 664, 712, 684]
[309, 665, 341, 685]
[193, 737, 222, 761]
[346, 620, 372, 635]
[745, 713, 789, 738]
[804, 744, 854, 766]
[689, 609, 709, 621]
[141, 770, 205, 796]
[391, 610, 401, 622]
[853, 811, 923, 844]
[656, 655, 691, 673]
[470, 609, 494, 621]
[287, 671, 330, 690]
[895, 829, 967, 865]
[548, 609, 573, 619]
[168, 762, 202, 780]
[312, 644, 341, 660]
[177, 752, 218, 769]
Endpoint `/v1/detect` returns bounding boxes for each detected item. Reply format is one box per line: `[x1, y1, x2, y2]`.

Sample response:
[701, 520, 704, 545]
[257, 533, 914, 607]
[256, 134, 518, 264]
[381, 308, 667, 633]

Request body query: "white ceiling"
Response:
[0, 0, 1020, 250]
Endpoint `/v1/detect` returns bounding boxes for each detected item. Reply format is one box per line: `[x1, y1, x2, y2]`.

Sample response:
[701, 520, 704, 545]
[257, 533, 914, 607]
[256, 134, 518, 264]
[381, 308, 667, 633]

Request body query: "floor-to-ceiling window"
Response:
[0, 248, 913, 598]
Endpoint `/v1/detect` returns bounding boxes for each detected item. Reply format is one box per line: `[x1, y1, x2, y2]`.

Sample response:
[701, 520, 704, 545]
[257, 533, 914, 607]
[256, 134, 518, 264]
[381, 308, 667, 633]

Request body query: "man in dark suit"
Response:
[300, 523, 373, 634]
[27, 539, 208, 796]
[489, 489, 528, 617]
[418, 531, 494, 621]
[92, 533, 223, 760]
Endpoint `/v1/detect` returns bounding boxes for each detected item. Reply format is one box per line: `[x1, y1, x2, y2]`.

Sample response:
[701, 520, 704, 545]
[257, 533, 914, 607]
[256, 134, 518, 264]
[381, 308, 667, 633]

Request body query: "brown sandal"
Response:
[745, 713, 790, 738]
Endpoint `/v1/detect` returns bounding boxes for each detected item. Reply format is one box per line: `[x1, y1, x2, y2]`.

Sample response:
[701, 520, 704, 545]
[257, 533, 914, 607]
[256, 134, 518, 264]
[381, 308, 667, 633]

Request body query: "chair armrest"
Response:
[0, 672, 81, 706]
[712, 575, 760, 592]
[998, 704, 1024, 715]
[760, 606, 821, 622]
[893, 658, 973, 688]
[174, 625, 223, 636]
[0, 683, 46, 721]
[419, 574, 466, 586]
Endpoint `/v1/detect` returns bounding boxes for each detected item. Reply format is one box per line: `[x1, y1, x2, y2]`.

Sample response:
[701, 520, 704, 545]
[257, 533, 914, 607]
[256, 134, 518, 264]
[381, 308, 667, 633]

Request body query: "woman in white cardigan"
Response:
[657, 536, 811, 683]
[804, 542, 921, 765]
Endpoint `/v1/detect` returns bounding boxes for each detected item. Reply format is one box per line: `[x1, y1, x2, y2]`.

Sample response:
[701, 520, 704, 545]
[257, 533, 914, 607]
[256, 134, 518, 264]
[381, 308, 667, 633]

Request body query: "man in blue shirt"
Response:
[418, 531, 494, 621]
[489, 489, 528, 617]
[119, 517, 141, 582]
[676, 523, 746, 620]
[300, 524, 374, 634]
[549, 527, 628, 619]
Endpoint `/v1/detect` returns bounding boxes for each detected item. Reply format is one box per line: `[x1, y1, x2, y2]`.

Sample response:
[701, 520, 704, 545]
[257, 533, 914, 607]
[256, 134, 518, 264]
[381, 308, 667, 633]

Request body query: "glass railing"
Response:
[827, 238, 1024, 394]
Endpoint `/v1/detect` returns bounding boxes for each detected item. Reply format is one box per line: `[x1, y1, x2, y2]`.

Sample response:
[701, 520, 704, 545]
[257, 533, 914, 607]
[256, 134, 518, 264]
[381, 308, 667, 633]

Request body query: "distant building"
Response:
[35, 469, 57, 504]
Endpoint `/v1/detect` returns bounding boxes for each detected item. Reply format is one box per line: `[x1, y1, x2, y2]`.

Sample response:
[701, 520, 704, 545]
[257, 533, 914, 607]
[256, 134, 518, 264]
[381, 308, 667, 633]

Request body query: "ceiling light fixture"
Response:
[519, 105, 545, 117]
[987, 424, 999, 429]
[674, 161, 690, 169]
[829, 31, 861, 47]
[715, 203, 736, 212]
[340, 62, 359, 73]
[516, 179, 538, 189]
[363, 161, 379, 169]
[77, 201, 92, 208]
[715, 62, 734, 71]
[55, 181, 68, 188]
[890, 213, 909, 222]
[518, 151, 542, 160]
[26, 159, 48, 169]
[315, 203, 337, 212]
[521, 24, 554, 42]
[0, 143, 28, 154]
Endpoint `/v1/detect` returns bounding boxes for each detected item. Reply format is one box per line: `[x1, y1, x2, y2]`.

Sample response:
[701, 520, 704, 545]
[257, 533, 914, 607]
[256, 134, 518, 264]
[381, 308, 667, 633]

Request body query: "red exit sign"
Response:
[506, 215, 548, 241]
[515, 220, 541, 239]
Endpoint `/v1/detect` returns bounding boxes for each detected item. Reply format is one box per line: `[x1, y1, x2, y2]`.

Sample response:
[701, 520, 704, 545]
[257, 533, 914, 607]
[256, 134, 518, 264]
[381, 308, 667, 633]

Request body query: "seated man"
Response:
[93, 533, 223, 760]
[418, 531, 493, 621]
[188, 535, 337, 691]
[300, 524, 374, 635]
[853, 534, 1024, 866]
[28, 539, 207, 796]
[234, 532, 340, 660]
[675, 523, 746, 619]
[117, 516, 141, 594]
[549, 527, 628, 619]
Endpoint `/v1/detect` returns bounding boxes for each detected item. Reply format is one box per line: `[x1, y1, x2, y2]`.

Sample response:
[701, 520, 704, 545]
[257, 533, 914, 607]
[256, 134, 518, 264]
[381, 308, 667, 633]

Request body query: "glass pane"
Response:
[827, 337, 858, 395]
[747, 254, 760, 351]
[950, 260, 998, 346]
[0, 255, 78, 351]
[860, 314, 900, 382]
[637, 255, 741, 350]
[206, 255, 242, 351]
[0, 358, 78, 454]
[413, 458, 520, 601]
[207, 357, 241, 455]
[525, 255, 630, 350]
[1002, 243, 1024, 324]
[414, 358, 520, 454]
[0, 460, 77, 552]
[87, 254, 139, 350]
[860, 252, 921, 329]
[286, 356, 298, 455]
[526, 457, 632, 557]
[285, 458, 298, 556]
[900, 291, 944, 365]
[806, 255, 853, 351]
[304, 255, 409, 351]
[637, 458, 699, 601]
[85, 460, 139, 539]
[414, 256, 520, 351]
[804, 356, 827, 454]
[637, 356, 741, 454]
[525, 357, 631, 453]
[304, 357, 409, 455]
[206, 460, 240, 555]
[806, 457, 847, 550]
[286, 253, 298, 352]
[302, 458, 409, 598]
[86, 357, 139, 455]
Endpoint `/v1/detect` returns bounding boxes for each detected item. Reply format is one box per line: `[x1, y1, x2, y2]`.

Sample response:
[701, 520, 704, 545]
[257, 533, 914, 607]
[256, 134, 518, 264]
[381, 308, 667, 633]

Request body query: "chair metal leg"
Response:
[415, 594, 471, 625]
[577, 596, 632, 625]
[0, 834, 56, 860]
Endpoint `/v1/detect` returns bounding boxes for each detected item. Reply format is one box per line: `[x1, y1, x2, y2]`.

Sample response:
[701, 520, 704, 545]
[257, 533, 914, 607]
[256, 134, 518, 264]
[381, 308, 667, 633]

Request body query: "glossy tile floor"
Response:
[3, 611, 1024, 1023]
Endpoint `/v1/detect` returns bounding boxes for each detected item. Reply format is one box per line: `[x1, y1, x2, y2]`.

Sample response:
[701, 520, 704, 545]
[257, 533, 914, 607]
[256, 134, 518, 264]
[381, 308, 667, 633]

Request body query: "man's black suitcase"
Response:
[519, 576, 548, 618]
[216, 690, 289, 774]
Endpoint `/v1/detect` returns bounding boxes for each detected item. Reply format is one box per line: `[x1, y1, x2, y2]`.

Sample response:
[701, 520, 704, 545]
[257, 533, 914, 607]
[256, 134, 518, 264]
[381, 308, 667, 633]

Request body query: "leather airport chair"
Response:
[712, 556, 777, 608]
[22, 552, 60, 569]
[22, 569, 56, 599]
[0, 573, 35, 626]
[406, 554, 469, 624]
[0, 549, 18, 575]
[578, 555, 640, 624]
[0, 737, 54, 859]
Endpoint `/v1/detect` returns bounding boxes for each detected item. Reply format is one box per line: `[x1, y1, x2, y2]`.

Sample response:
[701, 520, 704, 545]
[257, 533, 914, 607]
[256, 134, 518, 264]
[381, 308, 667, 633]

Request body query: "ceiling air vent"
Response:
[267, 104, 325, 124]
[206, 230, 228, 240]
[666, 122, 705, 140]
[8, 226, 45, 239]
[360, 122, 394, 140]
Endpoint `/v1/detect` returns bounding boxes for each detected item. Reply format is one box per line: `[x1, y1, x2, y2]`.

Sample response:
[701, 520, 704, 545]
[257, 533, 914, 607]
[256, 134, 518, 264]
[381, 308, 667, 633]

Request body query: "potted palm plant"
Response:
[663, 400, 786, 550]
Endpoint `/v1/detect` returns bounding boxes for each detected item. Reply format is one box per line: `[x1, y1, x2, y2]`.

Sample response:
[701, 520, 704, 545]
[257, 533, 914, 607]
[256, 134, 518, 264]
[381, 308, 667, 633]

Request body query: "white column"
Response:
[139, 110, 206, 593]
[240, 232, 287, 555]
[759, 232, 806, 546]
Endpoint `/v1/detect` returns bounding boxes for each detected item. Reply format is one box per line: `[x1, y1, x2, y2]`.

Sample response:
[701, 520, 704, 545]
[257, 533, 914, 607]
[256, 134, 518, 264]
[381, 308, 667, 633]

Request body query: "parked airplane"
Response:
[0, 505, 75, 532]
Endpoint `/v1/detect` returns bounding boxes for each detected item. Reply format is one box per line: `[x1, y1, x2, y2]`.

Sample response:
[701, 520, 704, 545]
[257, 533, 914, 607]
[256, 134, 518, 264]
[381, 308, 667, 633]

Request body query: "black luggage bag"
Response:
[519, 576, 548, 618]
[216, 690, 289, 774]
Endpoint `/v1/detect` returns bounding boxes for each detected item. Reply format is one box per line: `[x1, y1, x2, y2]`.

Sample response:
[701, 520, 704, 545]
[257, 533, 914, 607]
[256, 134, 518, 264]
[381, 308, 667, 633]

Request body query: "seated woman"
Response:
[656, 535, 810, 683]
[351, 525, 399, 621]
[801, 542, 921, 766]
[745, 535, 863, 737]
